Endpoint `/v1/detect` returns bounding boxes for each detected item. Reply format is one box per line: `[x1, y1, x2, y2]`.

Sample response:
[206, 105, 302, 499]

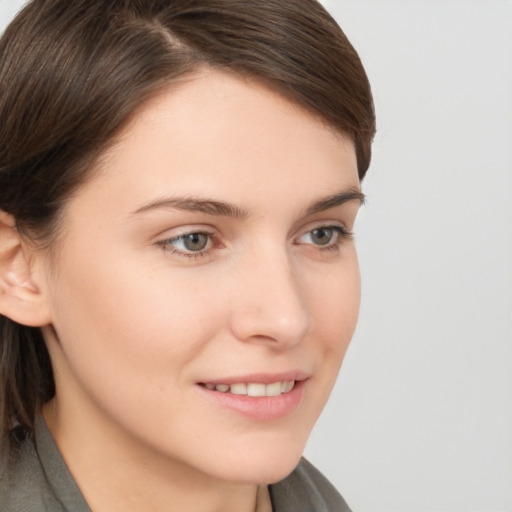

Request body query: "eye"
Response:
[297, 225, 352, 250]
[178, 233, 209, 252]
[160, 231, 214, 257]
[307, 227, 337, 246]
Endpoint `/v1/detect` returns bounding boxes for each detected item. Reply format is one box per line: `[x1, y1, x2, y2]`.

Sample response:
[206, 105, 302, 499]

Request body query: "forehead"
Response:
[71, 69, 358, 216]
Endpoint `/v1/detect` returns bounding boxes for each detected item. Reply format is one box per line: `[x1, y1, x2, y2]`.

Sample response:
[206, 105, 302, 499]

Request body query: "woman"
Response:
[0, 0, 375, 510]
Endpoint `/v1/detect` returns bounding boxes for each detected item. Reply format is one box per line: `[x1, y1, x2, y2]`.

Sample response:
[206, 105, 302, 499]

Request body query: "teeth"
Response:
[266, 381, 282, 396]
[282, 381, 294, 393]
[230, 383, 247, 395]
[205, 380, 296, 396]
[247, 383, 266, 397]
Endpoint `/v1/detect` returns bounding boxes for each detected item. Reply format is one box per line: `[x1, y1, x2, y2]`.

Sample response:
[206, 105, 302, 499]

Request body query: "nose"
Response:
[228, 248, 311, 349]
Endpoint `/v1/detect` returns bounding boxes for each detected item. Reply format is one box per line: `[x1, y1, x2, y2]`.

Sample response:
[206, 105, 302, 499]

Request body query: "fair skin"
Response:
[2, 69, 362, 511]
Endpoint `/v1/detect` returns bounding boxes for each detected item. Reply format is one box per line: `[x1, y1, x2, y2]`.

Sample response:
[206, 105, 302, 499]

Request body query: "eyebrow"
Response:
[304, 187, 366, 216]
[132, 187, 365, 219]
[132, 196, 249, 219]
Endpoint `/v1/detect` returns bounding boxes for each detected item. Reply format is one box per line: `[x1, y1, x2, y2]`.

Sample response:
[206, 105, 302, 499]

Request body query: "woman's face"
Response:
[41, 69, 362, 484]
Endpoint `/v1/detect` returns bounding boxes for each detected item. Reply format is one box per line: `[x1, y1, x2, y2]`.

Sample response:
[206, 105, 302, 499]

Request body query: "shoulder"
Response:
[269, 457, 352, 512]
[0, 430, 67, 512]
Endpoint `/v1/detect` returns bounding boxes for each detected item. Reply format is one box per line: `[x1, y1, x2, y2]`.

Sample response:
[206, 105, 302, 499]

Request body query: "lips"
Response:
[196, 372, 309, 420]
[200, 380, 295, 396]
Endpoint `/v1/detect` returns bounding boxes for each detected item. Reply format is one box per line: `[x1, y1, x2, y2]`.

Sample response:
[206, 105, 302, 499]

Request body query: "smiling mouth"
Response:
[199, 380, 296, 397]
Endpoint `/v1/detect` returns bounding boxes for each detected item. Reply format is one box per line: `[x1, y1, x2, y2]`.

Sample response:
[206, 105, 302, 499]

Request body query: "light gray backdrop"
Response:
[1, 1, 511, 511]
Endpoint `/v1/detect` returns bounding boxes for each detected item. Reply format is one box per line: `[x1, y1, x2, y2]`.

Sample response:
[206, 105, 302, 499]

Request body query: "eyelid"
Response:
[295, 219, 352, 238]
[154, 219, 353, 261]
[156, 226, 221, 259]
[294, 222, 354, 251]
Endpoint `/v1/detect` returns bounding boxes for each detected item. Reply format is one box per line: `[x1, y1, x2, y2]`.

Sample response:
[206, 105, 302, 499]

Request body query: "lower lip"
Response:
[196, 380, 307, 421]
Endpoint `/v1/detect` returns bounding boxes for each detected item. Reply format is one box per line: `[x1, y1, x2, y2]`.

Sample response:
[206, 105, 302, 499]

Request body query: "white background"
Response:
[1, 1, 511, 511]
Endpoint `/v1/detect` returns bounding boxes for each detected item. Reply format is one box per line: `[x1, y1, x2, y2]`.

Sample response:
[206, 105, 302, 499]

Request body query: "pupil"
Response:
[184, 233, 208, 251]
[312, 228, 332, 245]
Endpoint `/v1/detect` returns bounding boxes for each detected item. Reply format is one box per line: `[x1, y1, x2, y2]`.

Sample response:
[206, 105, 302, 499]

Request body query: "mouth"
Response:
[198, 380, 296, 397]
[196, 374, 308, 420]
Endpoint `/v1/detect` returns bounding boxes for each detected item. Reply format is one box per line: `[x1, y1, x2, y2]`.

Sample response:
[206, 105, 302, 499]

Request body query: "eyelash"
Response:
[158, 224, 353, 259]
[297, 225, 353, 254]
[159, 231, 218, 260]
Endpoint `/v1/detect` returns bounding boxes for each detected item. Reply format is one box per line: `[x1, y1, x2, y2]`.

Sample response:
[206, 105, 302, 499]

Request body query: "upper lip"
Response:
[198, 370, 310, 385]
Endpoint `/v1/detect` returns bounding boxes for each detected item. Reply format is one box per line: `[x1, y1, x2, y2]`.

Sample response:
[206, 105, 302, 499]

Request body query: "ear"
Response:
[0, 211, 52, 327]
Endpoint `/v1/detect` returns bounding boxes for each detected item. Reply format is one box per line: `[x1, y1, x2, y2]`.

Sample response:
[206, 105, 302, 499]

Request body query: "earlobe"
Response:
[0, 211, 52, 327]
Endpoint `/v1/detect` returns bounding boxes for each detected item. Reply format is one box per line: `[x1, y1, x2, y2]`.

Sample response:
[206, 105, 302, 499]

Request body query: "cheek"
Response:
[304, 252, 360, 414]
[309, 251, 361, 357]
[47, 250, 224, 394]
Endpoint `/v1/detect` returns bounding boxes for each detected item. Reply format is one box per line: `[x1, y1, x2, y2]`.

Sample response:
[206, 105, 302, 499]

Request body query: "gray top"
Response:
[0, 418, 351, 512]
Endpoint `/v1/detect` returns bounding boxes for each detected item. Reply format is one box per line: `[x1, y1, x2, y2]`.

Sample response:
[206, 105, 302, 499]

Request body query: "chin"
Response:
[208, 436, 307, 485]
[250, 457, 304, 485]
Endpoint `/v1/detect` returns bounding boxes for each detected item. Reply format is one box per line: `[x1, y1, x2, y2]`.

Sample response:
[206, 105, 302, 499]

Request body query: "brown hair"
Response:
[0, 0, 375, 455]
